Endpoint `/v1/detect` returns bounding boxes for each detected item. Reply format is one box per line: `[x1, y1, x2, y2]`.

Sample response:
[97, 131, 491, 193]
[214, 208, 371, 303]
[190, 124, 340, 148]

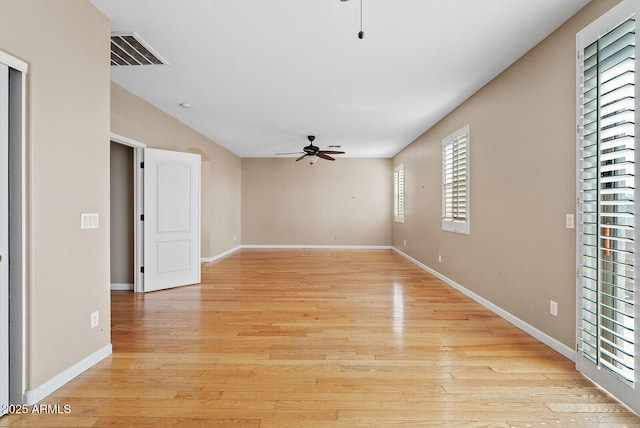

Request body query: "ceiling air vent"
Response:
[110, 32, 169, 66]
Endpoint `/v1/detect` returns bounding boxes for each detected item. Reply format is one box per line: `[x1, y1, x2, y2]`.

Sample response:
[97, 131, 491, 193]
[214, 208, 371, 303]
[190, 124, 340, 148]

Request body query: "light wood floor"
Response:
[3, 249, 639, 427]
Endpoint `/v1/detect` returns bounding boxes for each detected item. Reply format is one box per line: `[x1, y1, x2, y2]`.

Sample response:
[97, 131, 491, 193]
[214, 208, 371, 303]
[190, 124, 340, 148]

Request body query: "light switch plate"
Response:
[81, 213, 99, 229]
[566, 214, 575, 229]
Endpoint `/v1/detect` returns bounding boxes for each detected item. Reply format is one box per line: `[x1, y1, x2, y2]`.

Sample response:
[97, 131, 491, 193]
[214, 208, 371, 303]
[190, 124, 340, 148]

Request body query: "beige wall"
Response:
[110, 83, 242, 258]
[0, 1, 111, 389]
[392, 0, 620, 348]
[0, 0, 621, 402]
[242, 158, 392, 246]
[110, 142, 134, 284]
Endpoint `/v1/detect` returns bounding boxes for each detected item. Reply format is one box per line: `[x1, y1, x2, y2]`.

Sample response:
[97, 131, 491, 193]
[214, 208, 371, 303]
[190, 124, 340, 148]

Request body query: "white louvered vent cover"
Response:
[110, 32, 169, 66]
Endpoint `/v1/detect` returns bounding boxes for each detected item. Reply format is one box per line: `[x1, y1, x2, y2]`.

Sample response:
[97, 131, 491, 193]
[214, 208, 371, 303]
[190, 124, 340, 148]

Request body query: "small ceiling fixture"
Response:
[179, 103, 192, 109]
[340, 0, 365, 39]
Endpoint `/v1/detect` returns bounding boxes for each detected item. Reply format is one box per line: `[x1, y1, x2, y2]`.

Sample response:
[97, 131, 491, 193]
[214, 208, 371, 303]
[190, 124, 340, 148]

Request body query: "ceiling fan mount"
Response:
[303, 135, 320, 156]
[276, 135, 345, 164]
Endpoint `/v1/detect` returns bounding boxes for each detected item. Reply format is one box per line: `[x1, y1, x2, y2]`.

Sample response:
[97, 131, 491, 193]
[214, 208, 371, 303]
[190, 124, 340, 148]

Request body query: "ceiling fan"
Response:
[276, 136, 345, 164]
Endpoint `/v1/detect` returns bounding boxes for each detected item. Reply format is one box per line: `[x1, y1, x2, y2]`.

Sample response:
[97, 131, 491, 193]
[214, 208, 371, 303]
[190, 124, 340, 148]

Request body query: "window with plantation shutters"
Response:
[577, 0, 640, 413]
[442, 126, 469, 234]
[394, 164, 404, 223]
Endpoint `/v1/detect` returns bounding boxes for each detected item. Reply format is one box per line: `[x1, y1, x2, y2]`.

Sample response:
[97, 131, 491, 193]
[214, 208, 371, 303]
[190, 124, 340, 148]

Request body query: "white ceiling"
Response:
[91, 0, 590, 158]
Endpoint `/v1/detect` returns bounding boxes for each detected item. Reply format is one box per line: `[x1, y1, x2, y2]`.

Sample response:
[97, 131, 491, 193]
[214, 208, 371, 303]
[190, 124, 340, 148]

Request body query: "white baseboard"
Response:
[23, 344, 112, 405]
[201, 245, 242, 263]
[392, 248, 576, 362]
[241, 245, 392, 250]
[201, 246, 393, 262]
[110, 283, 133, 291]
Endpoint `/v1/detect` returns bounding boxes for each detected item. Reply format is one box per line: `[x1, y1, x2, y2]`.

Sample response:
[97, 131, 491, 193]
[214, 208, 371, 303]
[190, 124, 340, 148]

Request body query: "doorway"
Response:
[109, 133, 144, 292]
[109, 133, 201, 293]
[110, 142, 135, 291]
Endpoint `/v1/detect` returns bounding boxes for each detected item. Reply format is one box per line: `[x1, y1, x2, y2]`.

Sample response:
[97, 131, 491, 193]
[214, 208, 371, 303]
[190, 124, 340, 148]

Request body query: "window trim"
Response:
[394, 163, 404, 223]
[442, 125, 470, 235]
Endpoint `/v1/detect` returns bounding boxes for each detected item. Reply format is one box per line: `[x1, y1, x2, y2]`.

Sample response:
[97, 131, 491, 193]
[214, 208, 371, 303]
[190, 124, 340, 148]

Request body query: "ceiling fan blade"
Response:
[295, 154, 308, 162]
[317, 153, 335, 161]
[275, 152, 304, 155]
[318, 150, 345, 155]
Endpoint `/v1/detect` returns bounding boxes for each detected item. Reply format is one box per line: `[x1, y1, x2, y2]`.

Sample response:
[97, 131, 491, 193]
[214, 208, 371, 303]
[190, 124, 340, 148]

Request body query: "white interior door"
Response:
[0, 63, 9, 413]
[143, 148, 200, 292]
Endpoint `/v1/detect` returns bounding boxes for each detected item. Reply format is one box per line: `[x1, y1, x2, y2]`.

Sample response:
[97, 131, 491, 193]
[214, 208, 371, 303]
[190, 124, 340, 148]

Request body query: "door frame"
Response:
[1, 59, 10, 415]
[110, 133, 145, 293]
[0, 49, 27, 405]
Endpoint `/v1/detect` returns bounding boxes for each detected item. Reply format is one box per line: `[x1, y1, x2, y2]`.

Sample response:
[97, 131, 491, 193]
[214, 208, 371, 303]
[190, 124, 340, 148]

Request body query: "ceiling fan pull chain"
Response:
[358, 0, 364, 39]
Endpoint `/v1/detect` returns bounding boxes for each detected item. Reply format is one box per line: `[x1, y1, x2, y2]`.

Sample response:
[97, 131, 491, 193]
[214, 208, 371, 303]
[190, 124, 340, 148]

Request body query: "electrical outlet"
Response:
[403, 239, 406, 246]
[550, 301, 558, 316]
[91, 311, 99, 328]
[438, 255, 442, 263]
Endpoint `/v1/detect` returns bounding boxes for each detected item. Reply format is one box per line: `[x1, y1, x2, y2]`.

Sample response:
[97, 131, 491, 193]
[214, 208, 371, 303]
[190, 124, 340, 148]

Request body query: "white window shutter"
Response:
[442, 126, 469, 234]
[576, 1, 640, 413]
[394, 164, 404, 223]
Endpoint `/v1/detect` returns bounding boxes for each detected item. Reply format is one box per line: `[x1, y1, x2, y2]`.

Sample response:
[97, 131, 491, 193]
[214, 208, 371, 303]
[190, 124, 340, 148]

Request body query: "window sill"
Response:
[442, 220, 469, 235]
